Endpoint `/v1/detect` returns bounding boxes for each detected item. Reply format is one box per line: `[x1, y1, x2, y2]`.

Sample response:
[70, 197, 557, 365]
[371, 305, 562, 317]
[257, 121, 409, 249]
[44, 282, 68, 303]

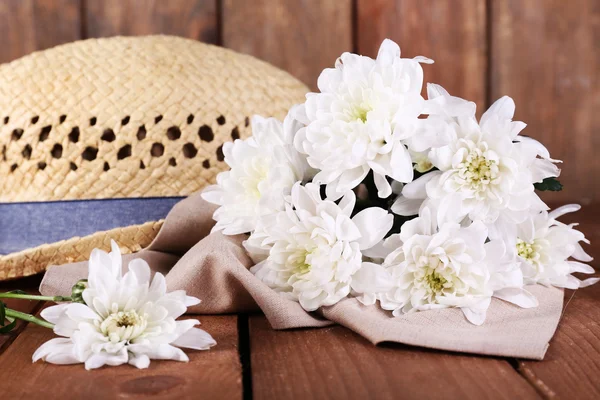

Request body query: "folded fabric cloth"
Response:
[40, 192, 564, 360]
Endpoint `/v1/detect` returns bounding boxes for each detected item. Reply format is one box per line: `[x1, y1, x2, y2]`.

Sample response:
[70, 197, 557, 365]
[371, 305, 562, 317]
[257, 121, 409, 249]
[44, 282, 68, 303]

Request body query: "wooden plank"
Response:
[0, 0, 81, 64]
[0, 276, 43, 354]
[222, 0, 353, 90]
[85, 0, 218, 44]
[249, 315, 541, 400]
[357, 0, 488, 114]
[516, 206, 600, 399]
[0, 312, 241, 399]
[490, 0, 600, 204]
[518, 285, 600, 399]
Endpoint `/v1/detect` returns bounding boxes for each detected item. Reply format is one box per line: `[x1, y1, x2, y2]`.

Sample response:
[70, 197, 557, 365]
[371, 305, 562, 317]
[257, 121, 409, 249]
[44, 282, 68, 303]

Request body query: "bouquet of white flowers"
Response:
[202, 39, 598, 326]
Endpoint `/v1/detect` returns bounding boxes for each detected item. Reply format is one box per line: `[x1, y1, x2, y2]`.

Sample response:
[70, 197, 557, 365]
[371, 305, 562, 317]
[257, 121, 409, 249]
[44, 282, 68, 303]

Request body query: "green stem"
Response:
[5, 308, 54, 329]
[0, 293, 72, 302]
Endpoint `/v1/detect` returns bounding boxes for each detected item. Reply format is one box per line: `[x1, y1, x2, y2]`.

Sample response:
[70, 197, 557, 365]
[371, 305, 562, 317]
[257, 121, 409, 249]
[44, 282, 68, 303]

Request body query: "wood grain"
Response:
[518, 285, 600, 399]
[0, 0, 81, 63]
[85, 0, 218, 43]
[490, 0, 600, 204]
[357, 0, 488, 114]
[222, 0, 353, 90]
[0, 313, 241, 399]
[249, 315, 541, 400]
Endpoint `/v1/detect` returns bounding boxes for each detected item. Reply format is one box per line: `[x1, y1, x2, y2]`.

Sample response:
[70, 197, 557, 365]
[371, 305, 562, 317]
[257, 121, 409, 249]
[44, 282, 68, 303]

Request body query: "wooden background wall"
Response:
[0, 0, 597, 205]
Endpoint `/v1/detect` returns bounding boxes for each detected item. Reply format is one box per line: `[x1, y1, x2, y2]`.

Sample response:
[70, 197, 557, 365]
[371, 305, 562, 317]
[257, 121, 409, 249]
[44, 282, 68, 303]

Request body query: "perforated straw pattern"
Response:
[0, 35, 308, 202]
[0, 36, 309, 280]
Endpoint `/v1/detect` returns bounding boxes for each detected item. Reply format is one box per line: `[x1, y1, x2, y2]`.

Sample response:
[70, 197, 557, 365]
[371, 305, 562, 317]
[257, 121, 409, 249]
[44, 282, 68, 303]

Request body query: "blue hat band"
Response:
[0, 197, 185, 255]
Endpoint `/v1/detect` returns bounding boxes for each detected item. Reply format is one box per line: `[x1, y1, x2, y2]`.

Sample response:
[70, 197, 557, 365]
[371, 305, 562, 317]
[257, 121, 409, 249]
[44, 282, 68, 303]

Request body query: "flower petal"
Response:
[480, 96, 515, 127]
[351, 262, 393, 305]
[376, 38, 401, 65]
[172, 327, 217, 350]
[494, 287, 539, 308]
[128, 258, 151, 285]
[352, 208, 394, 250]
[84, 349, 128, 370]
[33, 338, 80, 365]
[461, 307, 487, 326]
[40, 304, 69, 325]
[128, 354, 151, 369]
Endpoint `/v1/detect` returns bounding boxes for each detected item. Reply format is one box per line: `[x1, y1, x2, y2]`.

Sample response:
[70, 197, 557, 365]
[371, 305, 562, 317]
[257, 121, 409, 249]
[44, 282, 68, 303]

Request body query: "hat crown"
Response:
[0, 35, 307, 202]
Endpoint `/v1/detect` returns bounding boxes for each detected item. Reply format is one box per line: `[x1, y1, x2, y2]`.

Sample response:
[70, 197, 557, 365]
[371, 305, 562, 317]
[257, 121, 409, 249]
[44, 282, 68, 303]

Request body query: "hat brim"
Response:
[0, 220, 162, 281]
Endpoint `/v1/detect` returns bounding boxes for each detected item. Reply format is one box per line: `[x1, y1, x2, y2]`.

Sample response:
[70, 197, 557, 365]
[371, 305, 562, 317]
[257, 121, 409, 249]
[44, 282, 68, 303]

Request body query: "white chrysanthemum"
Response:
[293, 39, 453, 200]
[508, 204, 598, 289]
[354, 208, 538, 325]
[245, 182, 393, 311]
[33, 241, 216, 370]
[393, 84, 560, 231]
[202, 110, 312, 234]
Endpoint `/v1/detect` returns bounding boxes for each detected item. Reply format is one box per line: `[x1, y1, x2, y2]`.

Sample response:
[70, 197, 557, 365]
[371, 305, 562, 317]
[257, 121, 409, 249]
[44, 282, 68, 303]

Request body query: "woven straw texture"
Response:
[0, 35, 308, 202]
[0, 221, 163, 280]
[0, 35, 309, 280]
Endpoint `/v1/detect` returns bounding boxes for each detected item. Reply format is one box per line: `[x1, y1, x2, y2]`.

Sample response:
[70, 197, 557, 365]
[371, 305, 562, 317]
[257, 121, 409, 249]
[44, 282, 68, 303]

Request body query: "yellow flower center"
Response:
[350, 103, 372, 123]
[412, 256, 456, 304]
[425, 270, 448, 293]
[99, 310, 148, 343]
[456, 149, 497, 194]
[289, 250, 313, 275]
[516, 239, 539, 264]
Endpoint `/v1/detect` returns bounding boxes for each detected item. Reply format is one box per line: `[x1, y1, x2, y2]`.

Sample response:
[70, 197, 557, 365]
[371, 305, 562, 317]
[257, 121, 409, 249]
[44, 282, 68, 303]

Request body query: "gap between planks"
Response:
[238, 313, 253, 400]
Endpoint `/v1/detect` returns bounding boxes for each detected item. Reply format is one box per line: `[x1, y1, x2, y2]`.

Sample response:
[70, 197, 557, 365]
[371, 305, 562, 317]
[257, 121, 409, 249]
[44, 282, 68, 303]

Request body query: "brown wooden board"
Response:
[357, 0, 488, 115]
[490, 0, 600, 204]
[84, 0, 218, 44]
[0, 0, 81, 63]
[222, 0, 353, 90]
[249, 315, 541, 400]
[0, 311, 241, 399]
[517, 286, 600, 399]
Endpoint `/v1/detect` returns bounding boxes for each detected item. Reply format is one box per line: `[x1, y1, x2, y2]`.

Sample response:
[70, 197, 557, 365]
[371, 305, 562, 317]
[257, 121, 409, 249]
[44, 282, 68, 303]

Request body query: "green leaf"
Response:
[534, 177, 563, 191]
[0, 301, 5, 325]
[0, 317, 17, 334]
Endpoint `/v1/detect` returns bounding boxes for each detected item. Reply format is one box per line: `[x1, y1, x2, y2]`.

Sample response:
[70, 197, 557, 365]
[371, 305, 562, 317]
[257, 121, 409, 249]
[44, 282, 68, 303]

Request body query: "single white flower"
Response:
[357, 207, 537, 325]
[33, 241, 216, 370]
[246, 182, 394, 311]
[293, 39, 453, 200]
[393, 84, 560, 231]
[202, 110, 312, 234]
[509, 204, 598, 289]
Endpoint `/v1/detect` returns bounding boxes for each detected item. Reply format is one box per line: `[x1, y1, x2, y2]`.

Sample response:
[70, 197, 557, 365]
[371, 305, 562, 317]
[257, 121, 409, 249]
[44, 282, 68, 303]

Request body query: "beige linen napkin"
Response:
[40, 192, 564, 360]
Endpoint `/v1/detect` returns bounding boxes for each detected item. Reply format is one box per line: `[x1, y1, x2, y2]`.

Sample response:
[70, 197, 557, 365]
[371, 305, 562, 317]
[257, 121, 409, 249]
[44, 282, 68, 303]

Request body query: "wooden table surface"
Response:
[1, 207, 599, 400]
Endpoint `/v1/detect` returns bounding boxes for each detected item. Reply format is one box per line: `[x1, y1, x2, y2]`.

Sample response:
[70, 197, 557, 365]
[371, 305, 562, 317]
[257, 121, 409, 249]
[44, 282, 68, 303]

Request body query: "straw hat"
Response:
[0, 35, 308, 280]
